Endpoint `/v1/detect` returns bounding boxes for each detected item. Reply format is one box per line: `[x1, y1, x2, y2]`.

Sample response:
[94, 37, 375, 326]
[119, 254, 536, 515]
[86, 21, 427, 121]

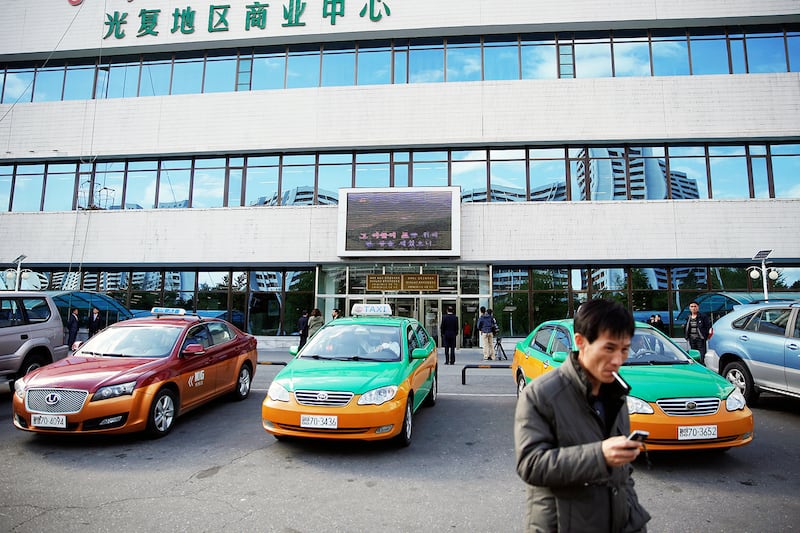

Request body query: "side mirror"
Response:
[687, 349, 702, 363]
[182, 343, 205, 356]
[411, 347, 430, 360]
[288, 346, 299, 356]
[552, 351, 569, 363]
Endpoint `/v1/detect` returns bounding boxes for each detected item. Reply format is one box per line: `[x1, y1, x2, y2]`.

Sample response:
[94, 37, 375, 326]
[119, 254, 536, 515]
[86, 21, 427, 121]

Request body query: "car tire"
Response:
[516, 373, 526, 398]
[147, 388, 177, 438]
[423, 371, 437, 407]
[395, 397, 413, 447]
[723, 361, 759, 405]
[231, 363, 252, 401]
[17, 353, 49, 379]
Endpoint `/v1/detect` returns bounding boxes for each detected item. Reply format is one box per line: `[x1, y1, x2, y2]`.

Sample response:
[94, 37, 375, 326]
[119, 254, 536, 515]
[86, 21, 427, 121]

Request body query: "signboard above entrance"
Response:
[367, 274, 439, 292]
[337, 187, 461, 258]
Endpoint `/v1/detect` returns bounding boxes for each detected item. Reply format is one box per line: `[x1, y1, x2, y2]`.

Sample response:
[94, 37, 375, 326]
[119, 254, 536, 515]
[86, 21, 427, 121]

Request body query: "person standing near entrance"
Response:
[477, 308, 496, 361]
[297, 310, 309, 349]
[88, 307, 104, 337]
[684, 301, 712, 364]
[440, 306, 459, 365]
[66, 308, 80, 350]
[307, 308, 324, 338]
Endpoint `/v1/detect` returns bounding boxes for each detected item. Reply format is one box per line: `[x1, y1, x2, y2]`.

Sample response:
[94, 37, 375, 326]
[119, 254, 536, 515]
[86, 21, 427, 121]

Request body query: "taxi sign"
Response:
[151, 307, 186, 316]
[351, 303, 393, 316]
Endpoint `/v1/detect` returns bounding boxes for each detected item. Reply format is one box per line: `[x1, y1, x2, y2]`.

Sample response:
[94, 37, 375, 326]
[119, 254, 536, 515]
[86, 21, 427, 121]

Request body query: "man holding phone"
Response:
[514, 299, 650, 532]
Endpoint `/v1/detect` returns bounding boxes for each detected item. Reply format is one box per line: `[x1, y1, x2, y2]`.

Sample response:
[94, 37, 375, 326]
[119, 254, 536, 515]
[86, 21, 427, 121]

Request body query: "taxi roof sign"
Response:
[151, 307, 186, 316]
[351, 303, 393, 317]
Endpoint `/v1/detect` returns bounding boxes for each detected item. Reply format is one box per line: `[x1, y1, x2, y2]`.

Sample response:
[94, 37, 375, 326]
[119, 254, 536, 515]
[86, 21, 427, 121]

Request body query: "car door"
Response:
[175, 324, 217, 408]
[786, 308, 800, 395]
[0, 298, 27, 377]
[522, 325, 556, 378]
[407, 323, 434, 410]
[742, 308, 791, 392]
[205, 321, 237, 394]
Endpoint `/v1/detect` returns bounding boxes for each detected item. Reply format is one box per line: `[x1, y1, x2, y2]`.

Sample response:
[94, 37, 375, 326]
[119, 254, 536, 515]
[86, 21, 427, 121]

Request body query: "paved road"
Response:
[1, 347, 798, 532]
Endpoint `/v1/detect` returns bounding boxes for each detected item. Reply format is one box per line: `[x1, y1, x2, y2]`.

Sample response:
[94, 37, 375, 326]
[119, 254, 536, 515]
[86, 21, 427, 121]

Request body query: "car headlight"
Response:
[358, 385, 398, 406]
[726, 388, 747, 411]
[267, 382, 290, 402]
[91, 381, 136, 402]
[626, 395, 654, 415]
[14, 377, 26, 399]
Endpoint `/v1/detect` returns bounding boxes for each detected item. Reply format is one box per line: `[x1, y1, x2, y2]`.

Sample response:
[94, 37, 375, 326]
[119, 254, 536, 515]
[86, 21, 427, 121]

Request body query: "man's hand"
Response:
[602, 435, 641, 467]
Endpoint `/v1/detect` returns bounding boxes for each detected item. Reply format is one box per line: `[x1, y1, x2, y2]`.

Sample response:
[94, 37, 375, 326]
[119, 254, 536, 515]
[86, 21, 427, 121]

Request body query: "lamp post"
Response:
[747, 250, 780, 302]
[4, 254, 30, 291]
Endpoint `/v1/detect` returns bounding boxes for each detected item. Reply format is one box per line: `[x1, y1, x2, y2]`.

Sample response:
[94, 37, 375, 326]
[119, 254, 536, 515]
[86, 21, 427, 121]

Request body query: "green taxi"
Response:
[262, 304, 438, 446]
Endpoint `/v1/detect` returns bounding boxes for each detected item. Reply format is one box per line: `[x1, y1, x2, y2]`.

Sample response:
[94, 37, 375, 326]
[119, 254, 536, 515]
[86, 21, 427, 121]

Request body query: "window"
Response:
[551, 327, 572, 354]
[532, 326, 553, 351]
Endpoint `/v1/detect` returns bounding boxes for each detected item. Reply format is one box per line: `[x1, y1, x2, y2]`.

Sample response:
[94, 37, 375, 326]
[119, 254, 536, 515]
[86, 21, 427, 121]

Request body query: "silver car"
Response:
[706, 301, 800, 404]
[0, 291, 69, 388]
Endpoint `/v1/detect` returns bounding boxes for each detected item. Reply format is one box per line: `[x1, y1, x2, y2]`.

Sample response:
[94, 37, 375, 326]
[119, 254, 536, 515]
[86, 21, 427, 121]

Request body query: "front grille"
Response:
[26, 388, 88, 414]
[657, 397, 720, 416]
[294, 390, 353, 407]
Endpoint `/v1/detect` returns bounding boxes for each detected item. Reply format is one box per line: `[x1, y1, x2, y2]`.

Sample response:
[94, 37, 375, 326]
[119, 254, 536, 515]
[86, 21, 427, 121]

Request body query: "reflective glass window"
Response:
[745, 32, 788, 73]
[228, 167, 243, 207]
[139, 59, 172, 97]
[252, 49, 286, 90]
[529, 150, 567, 202]
[245, 161, 279, 206]
[356, 43, 392, 85]
[452, 150, 488, 203]
[287, 45, 320, 89]
[281, 155, 316, 204]
[126, 162, 158, 209]
[651, 31, 689, 76]
[193, 158, 226, 208]
[750, 154, 769, 199]
[771, 144, 800, 198]
[3, 68, 34, 103]
[446, 37, 481, 82]
[708, 145, 748, 199]
[98, 59, 140, 98]
[612, 33, 650, 77]
[63, 65, 95, 100]
[489, 149, 526, 202]
[204, 55, 237, 93]
[11, 164, 45, 212]
[394, 43, 409, 84]
[158, 161, 191, 208]
[667, 146, 709, 199]
[355, 153, 389, 188]
[411, 151, 447, 186]
[32, 66, 65, 102]
[789, 31, 800, 72]
[164, 270, 195, 308]
[318, 154, 352, 200]
[0, 165, 12, 212]
[322, 44, 355, 87]
[521, 34, 557, 79]
[729, 34, 747, 74]
[409, 38, 444, 83]
[689, 31, 730, 75]
[171, 57, 204, 95]
[568, 150, 588, 201]
[574, 35, 612, 78]
[460, 265, 490, 295]
[318, 264, 347, 295]
[91, 162, 123, 210]
[484, 36, 519, 81]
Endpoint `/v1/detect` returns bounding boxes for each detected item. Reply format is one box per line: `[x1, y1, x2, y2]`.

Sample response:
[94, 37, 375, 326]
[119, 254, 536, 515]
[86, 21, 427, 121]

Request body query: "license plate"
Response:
[300, 414, 338, 429]
[31, 414, 67, 428]
[678, 425, 717, 440]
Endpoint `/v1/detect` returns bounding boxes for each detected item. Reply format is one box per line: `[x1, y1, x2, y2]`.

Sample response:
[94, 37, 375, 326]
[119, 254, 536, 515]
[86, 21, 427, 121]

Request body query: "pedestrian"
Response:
[331, 308, 341, 320]
[462, 321, 472, 348]
[477, 308, 496, 360]
[88, 307, 104, 337]
[440, 306, 459, 365]
[66, 308, 79, 349]
[477, 306, 486, 349]
[514, 298, 650, 532]
[651, 313, 668, 335]
[297, 310, 309, 349]
[683, 301, 712, 363]
[307, 308, 324, 338]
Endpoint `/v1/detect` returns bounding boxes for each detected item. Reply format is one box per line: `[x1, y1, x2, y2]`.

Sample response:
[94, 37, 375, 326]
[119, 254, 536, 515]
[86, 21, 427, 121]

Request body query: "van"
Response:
[0, 291, 69, 388]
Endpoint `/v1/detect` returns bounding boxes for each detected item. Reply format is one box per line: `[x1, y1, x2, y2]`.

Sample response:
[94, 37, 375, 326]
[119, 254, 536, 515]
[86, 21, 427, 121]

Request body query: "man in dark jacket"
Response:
[88, 307, 104, 337]
[66, 308, 80, 350]
[297, 310, 309, 349]
[440, 306, 459, 365]
[683, 301, 712, 363]
[514, 299, 650, 532]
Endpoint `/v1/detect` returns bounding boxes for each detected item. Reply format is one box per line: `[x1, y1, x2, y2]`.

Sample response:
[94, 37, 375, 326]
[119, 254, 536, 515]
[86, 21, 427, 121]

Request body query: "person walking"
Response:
[88, 307, 104, 337]
[307, 308, 324, 338]
[297, 310, 309, 349]
[514, 298, 650, 532]
[651, 313, 668, 334]
[683, 301, 712, 363]
[66, 308, 80, 349]
[477, 308, 496, 360]
[440, 306, 459, 365]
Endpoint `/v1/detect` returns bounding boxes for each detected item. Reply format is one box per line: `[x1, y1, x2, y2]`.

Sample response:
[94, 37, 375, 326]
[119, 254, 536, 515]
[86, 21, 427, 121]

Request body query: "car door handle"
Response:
[788, 343, 799, 351]
[738, 335, 749, 342]
[20, 334, 28, 340]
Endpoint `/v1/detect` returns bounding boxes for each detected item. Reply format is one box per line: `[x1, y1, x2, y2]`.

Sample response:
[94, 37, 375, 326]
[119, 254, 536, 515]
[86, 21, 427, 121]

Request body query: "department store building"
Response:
[1, 0, 799, 341]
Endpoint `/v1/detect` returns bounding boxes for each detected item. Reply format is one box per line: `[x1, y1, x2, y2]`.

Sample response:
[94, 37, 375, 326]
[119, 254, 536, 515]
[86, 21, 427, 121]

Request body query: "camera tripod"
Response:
[493, 335, 508, 360]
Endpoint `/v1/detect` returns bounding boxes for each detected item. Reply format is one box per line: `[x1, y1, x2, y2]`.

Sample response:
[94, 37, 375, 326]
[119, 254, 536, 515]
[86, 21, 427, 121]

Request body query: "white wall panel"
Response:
[1, 200, 796, 268]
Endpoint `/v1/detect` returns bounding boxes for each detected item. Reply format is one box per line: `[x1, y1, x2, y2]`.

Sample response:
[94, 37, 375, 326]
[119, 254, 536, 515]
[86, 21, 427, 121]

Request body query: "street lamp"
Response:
[4, 254, 30, 291]
[747, 250, 780, 302]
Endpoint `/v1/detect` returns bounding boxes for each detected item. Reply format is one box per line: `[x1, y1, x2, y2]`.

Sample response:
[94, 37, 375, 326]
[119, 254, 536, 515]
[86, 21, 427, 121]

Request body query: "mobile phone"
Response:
[627, 429, 649, 442]
[612, 371, 630, 394]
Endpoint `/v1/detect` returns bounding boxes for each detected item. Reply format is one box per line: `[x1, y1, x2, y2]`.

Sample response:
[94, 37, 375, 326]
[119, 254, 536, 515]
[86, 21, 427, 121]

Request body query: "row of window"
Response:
[2, 143, 799, 212]
[5, 265, 799, 336]
[2, 25, 799, 103]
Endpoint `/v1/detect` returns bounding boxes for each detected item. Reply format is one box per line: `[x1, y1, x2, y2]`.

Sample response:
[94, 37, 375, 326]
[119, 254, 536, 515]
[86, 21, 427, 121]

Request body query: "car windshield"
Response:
[300, 324, 402, 362]
[76, 325, 182, 358]
[623, 328, 691, 366]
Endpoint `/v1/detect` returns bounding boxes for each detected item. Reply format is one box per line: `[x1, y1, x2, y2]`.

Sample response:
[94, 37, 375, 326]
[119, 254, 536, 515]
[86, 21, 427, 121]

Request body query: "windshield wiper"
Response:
[625, 360, 686, 366]
[302, 354, 332, 360]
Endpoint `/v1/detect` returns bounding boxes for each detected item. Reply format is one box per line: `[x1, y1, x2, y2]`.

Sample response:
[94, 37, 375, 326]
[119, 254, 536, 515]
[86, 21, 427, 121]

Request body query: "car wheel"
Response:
[231, 363, 252, 401]
[516, 373, 527, 398]
[18, 353, 48, 379]
[423, 371, 437, 407]
[723, 361, 759, 405]
[395, 397, 413, 447]
[147, 388, 177, 438]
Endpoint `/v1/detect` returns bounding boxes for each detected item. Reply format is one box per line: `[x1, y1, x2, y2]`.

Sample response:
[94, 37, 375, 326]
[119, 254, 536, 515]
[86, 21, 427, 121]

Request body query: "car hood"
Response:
[275, 358, 406, 394]
[619, 363, 734, 402]
[22, 355, 163, 391]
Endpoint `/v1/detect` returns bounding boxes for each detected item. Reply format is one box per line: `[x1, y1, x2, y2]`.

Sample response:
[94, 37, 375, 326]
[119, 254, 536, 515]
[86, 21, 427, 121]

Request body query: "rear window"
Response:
[22, 298, 52, 323]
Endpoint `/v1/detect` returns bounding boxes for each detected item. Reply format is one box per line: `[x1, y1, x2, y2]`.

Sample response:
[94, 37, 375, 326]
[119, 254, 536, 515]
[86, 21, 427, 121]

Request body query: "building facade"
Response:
[1, 1, 799, 338]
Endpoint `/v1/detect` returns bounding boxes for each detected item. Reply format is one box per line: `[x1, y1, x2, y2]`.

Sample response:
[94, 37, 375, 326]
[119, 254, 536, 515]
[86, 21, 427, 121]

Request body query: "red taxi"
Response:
[12, 308, 257, 438]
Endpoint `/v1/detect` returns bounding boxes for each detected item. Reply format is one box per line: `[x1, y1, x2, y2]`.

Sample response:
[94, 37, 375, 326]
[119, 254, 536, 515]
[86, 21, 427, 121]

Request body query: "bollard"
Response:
[461, 363, 511, 385]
